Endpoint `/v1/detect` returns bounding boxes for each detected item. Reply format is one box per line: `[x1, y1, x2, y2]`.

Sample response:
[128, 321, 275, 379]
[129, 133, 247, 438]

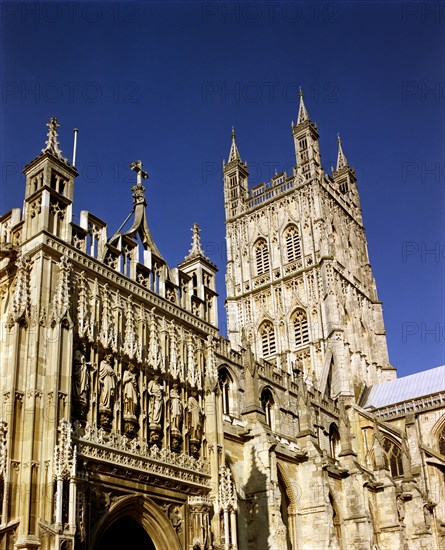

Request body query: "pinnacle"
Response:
[228, 127, 241, 163]
[296, 88, 310, 125]
[184, 223, 209, 262]
[336, 134, 349, 171]
[42, 117, 63, 158]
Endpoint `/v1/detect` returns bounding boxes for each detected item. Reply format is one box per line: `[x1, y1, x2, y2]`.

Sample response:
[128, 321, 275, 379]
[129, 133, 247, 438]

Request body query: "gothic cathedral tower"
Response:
[224, 92, 396, 400]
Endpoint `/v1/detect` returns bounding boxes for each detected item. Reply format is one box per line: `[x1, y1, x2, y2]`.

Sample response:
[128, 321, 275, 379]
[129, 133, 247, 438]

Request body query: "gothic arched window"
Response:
[255, 239, 270, 276]
[218, 368, 232, 416]
[293, 309, 309, 347]
[261, 388, 275, 428]
[285, 225, 301, 263]
[259, 321, 276, 358]
[382, 437, 404, 477]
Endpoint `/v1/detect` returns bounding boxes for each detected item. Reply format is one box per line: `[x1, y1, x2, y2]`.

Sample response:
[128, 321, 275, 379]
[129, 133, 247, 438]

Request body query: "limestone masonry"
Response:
[0, 96, 444, 549]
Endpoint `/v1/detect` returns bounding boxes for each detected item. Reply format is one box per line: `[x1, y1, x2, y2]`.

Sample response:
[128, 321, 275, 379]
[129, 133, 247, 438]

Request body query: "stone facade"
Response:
[0, 104, 444, 550]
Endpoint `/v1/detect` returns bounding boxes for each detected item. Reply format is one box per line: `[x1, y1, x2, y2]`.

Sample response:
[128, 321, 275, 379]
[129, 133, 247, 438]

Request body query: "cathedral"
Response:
[0, 94, 444, 550]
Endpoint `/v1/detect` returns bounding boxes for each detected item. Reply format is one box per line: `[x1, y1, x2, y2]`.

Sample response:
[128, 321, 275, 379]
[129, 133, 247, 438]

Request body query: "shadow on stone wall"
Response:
[239, 446, 270, 550]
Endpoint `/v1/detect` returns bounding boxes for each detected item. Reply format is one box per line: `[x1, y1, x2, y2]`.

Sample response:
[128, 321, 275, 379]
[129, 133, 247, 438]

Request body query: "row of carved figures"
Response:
[73, 345, 204, 455]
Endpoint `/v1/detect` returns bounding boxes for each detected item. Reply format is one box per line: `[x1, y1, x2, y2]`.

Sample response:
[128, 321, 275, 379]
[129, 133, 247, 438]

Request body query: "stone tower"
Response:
[224, 91, 396, 400]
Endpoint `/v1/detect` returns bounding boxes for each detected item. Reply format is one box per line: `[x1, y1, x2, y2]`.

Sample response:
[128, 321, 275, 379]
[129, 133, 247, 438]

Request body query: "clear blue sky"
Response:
[1, 1, 444, 377]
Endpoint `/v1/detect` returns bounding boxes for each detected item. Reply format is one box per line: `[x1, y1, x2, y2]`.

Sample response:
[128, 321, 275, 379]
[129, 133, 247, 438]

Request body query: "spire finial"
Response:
[297, 88, 309, 125]
[228, 127, 241, 162]
[184, 223, 209, 261]
[299, 86, 303, 98]
[130, 160, 149, 205]
[336, 134, 349, 171]
[42, 117, 63, 158]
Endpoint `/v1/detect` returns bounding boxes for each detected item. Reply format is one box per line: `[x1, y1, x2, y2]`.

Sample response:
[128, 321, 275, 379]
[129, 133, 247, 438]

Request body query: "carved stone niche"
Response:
[189, 438, 201, 460]
[171, 430, 183, 453]
[123, 416, 138, 437]
[99, 407, 113, 431]
[149, 426, 162, 447]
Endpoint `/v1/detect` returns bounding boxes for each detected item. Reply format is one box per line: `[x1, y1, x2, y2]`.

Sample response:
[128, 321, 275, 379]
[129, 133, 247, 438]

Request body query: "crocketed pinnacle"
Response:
[42, 117, 63, 158]
[336, 134, 349, 171]
[228, 127, 241, 163]
[184, 223, 209, 261]
[296, 87, 310, 125]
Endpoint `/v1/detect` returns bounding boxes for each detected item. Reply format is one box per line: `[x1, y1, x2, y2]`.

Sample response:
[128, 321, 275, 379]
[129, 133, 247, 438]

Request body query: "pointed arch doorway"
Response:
[96, 516, 155, 549]
[92, 495, 182, 550]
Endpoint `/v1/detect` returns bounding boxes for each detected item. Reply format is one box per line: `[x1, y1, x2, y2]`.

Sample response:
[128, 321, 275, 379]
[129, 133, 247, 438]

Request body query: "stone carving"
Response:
[219, 466, 237, 511]
[205, 336, 218, 392]
[188, 392, 203, 458]
[123, 296, 141, 361]
[149, 308, 163, 371]
[187, 335, 202, 390]
[49, 255, 72, 326]
[98, 355, 117, 427]
[76, 271, 93, 341]
[123, 364, 138, 417]
[170, 384, 183, 452]
[123, 364, 139, 436]
[0, 420, 7, 479]
[148, 375, 163, 426]
[169, 321, 180, 380]
[53, 419, 76, 480]
[188, 495, 212, 550]
[9, 254, 31, 324]
[99, 284, 114, 350]
[73, 345, 94, 419]
[162, 503, 183, 534]
[148, 375, 163, 445]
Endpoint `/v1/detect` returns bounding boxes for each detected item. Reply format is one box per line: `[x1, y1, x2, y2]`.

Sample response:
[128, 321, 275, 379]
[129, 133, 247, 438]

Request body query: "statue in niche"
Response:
[73, 345, 94, 418]
[170, 384, 183, 432]
[148, 374, 163, 427]
[188, 391, 203, 457]
[123, 364, 138, 418]
[170, 383, 183, 452]
[99, 354, 117, 412]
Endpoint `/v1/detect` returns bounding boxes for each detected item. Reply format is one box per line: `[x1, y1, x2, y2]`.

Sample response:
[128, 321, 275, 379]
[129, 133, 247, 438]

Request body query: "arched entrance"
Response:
[92, 495, 182, 550]
[96, 516, 155, 549]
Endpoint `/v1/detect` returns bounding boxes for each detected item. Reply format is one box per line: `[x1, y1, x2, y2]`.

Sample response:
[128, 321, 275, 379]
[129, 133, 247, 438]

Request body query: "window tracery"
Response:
[255, 239, 270, 276]
[259, 321, 276, 358]
[382, 437, 404, 477]
[293, 309, 309, 347]
[285, 225, 301, 263]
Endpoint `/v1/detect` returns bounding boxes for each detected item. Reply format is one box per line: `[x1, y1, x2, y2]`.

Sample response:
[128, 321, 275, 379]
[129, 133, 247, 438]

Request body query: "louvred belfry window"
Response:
[293, 309, 309, 346]
[285, 226, 301, 263]
[255, 240, 270, 275]
[260, 321, 276, 358]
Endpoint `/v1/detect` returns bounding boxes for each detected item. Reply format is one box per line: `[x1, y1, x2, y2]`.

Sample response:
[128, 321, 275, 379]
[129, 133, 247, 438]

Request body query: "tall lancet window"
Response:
[382, 438, 404, 478]
[261, 388, 275, 428]
[293, 309, 309, 347]
[218, 368, 232, 416]
[255, 239, 270, 276]
[259, 321, 276, 358]
[285, 225, 301, 263]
